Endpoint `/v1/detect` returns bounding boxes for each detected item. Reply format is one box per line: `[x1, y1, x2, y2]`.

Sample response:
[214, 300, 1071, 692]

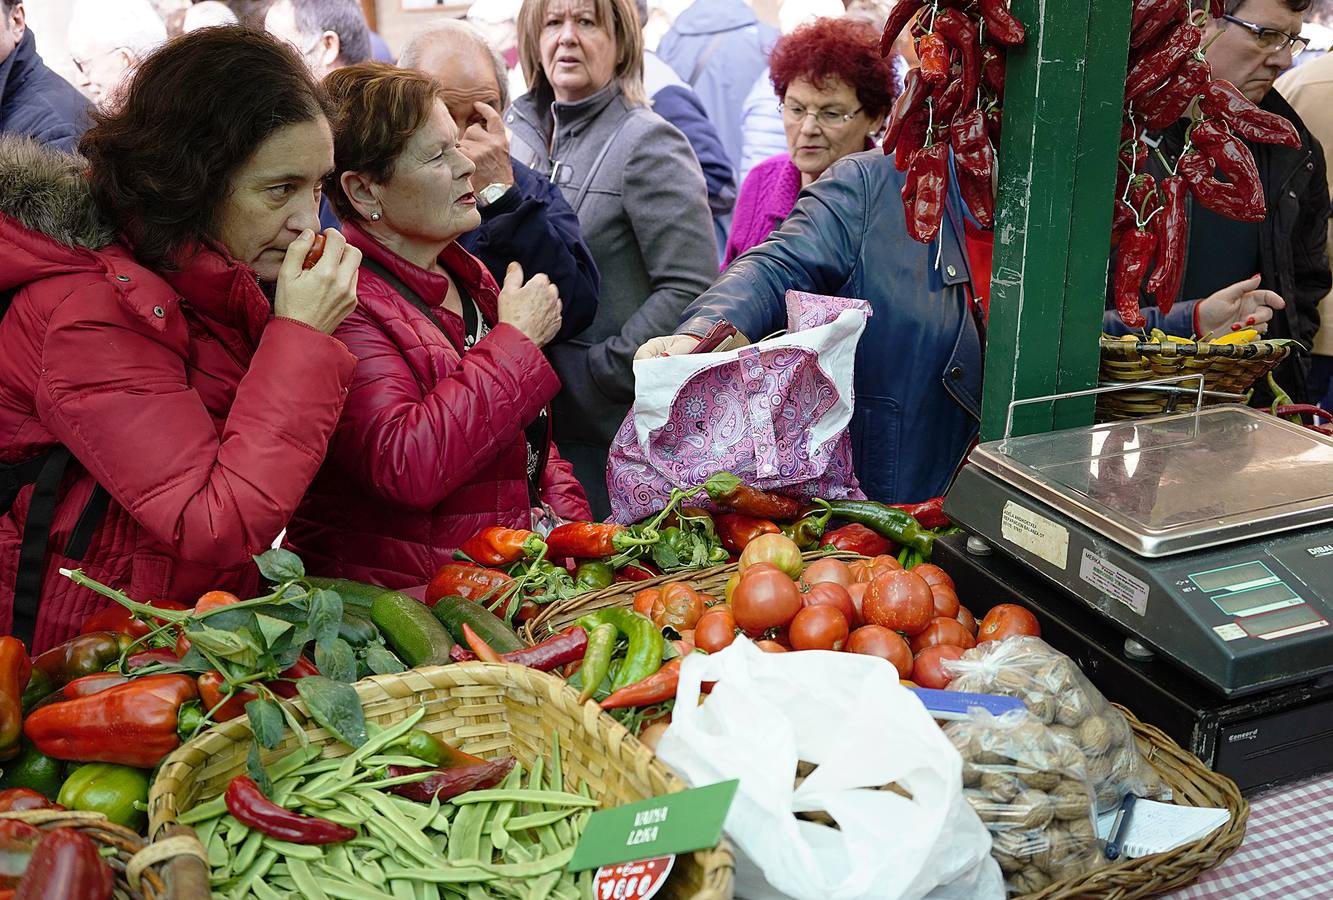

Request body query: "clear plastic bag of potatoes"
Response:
[944, 708, 1104, 895]
[944, 636, 1165, 812]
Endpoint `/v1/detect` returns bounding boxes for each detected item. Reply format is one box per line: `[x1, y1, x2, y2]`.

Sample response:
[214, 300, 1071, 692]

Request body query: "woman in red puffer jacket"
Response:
[284, 64, 591, 589]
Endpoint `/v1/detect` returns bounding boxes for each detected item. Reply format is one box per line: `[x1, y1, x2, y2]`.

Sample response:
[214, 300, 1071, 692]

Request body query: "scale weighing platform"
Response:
[942, 405, 1333, 792]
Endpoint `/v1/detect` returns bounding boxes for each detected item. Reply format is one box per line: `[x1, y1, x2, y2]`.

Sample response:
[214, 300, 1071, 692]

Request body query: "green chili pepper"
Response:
[822, 499, 935, 557]
[575, 624, 617, 704]
[572, 561, 615, 593]
[601, 609, 664, 691]
[781, 500, 833, 550]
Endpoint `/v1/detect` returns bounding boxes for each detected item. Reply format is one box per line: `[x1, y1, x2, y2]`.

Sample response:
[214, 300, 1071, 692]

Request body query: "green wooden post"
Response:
[980, 0, 1133, 440]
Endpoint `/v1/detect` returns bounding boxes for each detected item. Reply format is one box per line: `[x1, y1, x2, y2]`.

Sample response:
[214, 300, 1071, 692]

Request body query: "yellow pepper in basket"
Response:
[1211, 329, 1260, 345]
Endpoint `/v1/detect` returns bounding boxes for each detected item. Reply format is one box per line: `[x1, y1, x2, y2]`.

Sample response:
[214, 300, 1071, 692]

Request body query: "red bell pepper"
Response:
[0, 637, 30, 762]
[614, 561, 661, 583]
[0, 820, 42, 890]
[890, 497, 951, 531]
[424, 563, 515, 606]
[13, 828, 113, 900]
[266, 657, 321, 700]
[714, 514, 781, 555]
[0, 789, 60, 813]
[457, 527, 546, 567]
[819, 523, 894, 556]
[224, 776, 355, 845]
[28, 672, 128, 713]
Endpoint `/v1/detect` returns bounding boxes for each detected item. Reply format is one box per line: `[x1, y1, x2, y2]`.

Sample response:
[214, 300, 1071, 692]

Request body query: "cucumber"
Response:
[303, 576, 389, 612]
[431, 595, 524, 654]
[369, 592, 455, 667]
[338, 611, 380, 647]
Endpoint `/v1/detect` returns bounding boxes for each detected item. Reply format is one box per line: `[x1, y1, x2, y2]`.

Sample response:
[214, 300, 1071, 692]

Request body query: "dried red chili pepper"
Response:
[385, 758, 515, 804]
[544, 522, 656, 559]
[0, 638, 30, 763]
[600, 657, 683, 709]
[225, 775, 356, 844]
[918, 32, 951, 84]
[1182, 121, 1266, 222]
[424, 562, 515, 605]
[23, 673, 199, 768]
[457, 527, 546, 567]
[702, 473, 802, 521]
[1208, 0, 1224, 16]
[714, 514, 781, 554]
[902, 142, 951, 244]
[978, 0, 1025, 45]
[451, 627, 588, 670]
[981, 47, 1006, 98]
[1200, 79, 1301, 148]
[934, 78, 967, 127]
[13, 828, 113, 900]
[1139, 56, 1210, 131]
[933, 10, 981, 108]
[819, 523, 895, 556]
[1146, 175, 1187, 314]
[896, 111, 931, 172]
[1126, 21, 1201, 101]
[885, 67, 928, 157]
[1113, 227, 1157, 328]
[881, 0, 926, 56]
[951, 109, 996, 228]
[1131, 0, 1185, 50]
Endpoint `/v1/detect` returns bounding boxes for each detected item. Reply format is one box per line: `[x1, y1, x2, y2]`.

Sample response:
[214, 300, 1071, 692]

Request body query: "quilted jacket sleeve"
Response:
[35, 282, 356, 568]
[329, 308, 562, 512]
[540, 441, 593, 522]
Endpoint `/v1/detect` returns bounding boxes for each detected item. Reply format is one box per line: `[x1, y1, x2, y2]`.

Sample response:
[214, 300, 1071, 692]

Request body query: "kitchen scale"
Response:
[942, 402, 1333, 791]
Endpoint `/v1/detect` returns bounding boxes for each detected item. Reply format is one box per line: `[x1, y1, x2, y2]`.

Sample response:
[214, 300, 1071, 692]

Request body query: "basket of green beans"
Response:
[149, 662, 733, 899]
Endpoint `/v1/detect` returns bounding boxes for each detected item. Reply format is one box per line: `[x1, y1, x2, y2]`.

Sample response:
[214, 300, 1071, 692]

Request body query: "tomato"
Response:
[675, 631, 696, 654]
[847, 553, 903, 583]
[788, 605, 849, 651]
[862, 570, 934, 636]
[652, 583, 705, 631]
[633, 588, 661, 617]
[912, 564, 955, 592]
[956, 605, 978, 636]
[302, 232, 327, 269]
[755, 639, 788, 653]
[801, 582, 858, 628]
[912, 644, 966, 689]
[847, 582, 869, 621]
[515, 600, 541, 623]
[739, 534, 804, 578]
[699, 594, 720, 607]
[195, 590, 242, 613]
[928, 583, 961, 619]
[731, 569, 802, 634]
[909, 617, 977, 654]
[977, 603, 1042, 642]
[800, 558, 853, 590]
[695, 606, 738, 654]
[845, 625, 912, 678]
[639, 721, 670, 751]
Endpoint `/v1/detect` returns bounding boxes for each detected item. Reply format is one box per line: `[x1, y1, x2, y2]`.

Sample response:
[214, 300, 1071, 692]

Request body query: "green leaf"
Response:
[247, 743, 274, 796]
[650, 540, 679, 571]
[195, 607, 253, 632]
[176, 646, 212, 672]
[254, 548, 305, 584]
[246, 698, 286, 750]
[187, 626, 261, 669]
[295, 676, 367, 748]
[308, 590, 343, 650]
[315, 638, 358, 684]
[254, 613, 294, 649]
[363, 645, 407, 676]
[272, 645, 305, 671]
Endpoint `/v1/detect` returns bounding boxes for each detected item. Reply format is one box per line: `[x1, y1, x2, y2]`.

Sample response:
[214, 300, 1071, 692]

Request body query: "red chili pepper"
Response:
[23, 673, 199, 768]
[461, 624, 505, 663]
[13, 828, 114, 900]
[0, 819, 42, 890]
[545, 523, 657, 559]
[1139, 56, 1210, 131]
[819, 523, 895, 556]
[126, 648, 181, 670]
[225, 775, 356, 844]
[713, 514, 781, 554]
[934, 78, 967, 128]
[978, 0, 1025, 45]
[384, 758, 515, 804]
[881, 0, 926, 56]
[885, 67, 928, 161]
[702, 473, 802, 521]
[1131, 0, 1185, 50]
[78, 599, 188, 641]
[424, 562, 515, 606]
[1126, 21, 1201, 101]
[266, 657, 320, 700]
[1208, 0, 1224, 17]
[457, 527, 546, 567]
[918, 32, 951, 84]
[0, 789, 60, 813]
[500, 627, 588, 670]
[890, 497, 951, 531]
[1113, 227, 1157, 329]
[933, 10, 981, 108]
[1146, 175, 1187, 314]
[1182, 121, 1266, 222]
[600, 657, 683, 709]
[951, 109, 996, 228]
[902, 142, 951, 244]
[1200, 79, 1301, 148]
[1273, 404, 1333, 420]
[981, 47, 1006, 98]
[0, 638, 30, 763]
[614, 561, 660, 583]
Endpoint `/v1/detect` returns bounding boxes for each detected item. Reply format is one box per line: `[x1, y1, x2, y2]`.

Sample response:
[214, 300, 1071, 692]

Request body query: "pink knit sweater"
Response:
[723, 153, 804, 268]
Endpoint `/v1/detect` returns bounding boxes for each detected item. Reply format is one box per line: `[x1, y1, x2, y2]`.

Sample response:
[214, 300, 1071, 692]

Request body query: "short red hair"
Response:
[769, 18, 897, 119]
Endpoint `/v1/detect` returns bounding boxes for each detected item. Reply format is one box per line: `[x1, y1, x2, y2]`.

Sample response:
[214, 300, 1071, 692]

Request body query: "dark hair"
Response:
[769, 18, 898, 120]
[79, 26, 331, 269]
[323, 62, 446, 222]
[290, 0, 371, 66]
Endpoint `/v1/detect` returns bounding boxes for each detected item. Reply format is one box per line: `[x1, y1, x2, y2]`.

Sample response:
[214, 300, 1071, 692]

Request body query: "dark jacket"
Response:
[678, 149, 983, 504]
[457, 158, 600, 343]
[0, 30, 90, 154]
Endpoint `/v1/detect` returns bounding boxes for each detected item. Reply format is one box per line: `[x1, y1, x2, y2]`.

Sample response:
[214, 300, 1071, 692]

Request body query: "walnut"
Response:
[993, 668, 1031, 696]
[1085, 753, 1113, 790]
[980, 771, 1022, 803]
[1056, 690, 1093, 727]
[1066, 814, 1096, 841]
[992, 829, 1040, 861]
[1050, 782, 1093, 822]
[1019, 767, 1063, 792]
[1009, 866, 1053, 894]
[992, 848, 1025, 874]
[1026, 693, 1057, 724]
[1078, 716, 1113, 757]
[1018, 789, 1054, 829]
[1035, 657, 1077, 691]
[961, 760, 982, 788]
[1055, 736, 1088, 774]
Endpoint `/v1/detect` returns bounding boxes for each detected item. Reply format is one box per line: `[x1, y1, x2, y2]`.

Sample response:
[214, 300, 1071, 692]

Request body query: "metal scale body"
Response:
[942, 406, 1333, 791]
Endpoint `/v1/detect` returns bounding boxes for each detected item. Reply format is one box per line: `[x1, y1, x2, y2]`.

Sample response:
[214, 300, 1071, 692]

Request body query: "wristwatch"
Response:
[476, 182, 513, 209]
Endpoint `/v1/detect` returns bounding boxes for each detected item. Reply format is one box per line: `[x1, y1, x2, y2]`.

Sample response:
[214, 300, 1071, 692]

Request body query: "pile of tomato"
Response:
[629, 534, 1041, 689]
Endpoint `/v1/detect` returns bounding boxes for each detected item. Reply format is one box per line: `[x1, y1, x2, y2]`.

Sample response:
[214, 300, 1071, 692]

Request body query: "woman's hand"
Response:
[498, 261, 561, 347]
[634, 335, 701, 360]
[1196, 275, 1286, 340]
[275, 229, 361, 334]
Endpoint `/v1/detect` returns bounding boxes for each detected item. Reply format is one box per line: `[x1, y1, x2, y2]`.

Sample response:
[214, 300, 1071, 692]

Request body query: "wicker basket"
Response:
[0, 809, 210, 900]
[1018, 705, 1247, 900]
[149, 662, 734, 900]
[1097, 336, 1293, 421]
[525, 550, 866, 641]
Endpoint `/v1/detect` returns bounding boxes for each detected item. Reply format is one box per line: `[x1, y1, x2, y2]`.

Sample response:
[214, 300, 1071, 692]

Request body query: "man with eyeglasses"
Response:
[66, 0, 167, 110]
[263, 0, 371, 82]
[0, 0, 90, 153]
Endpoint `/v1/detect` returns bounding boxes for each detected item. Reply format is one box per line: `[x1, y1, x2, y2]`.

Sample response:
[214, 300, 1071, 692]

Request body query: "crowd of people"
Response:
[0, 0, 1320, 649]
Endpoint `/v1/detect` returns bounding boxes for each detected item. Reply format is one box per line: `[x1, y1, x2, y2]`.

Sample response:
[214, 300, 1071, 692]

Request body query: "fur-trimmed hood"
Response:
[0, 135, 114, 250]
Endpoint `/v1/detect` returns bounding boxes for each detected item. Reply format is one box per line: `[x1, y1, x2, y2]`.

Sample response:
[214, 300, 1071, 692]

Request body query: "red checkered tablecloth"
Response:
[1165, 773, 1333, 899]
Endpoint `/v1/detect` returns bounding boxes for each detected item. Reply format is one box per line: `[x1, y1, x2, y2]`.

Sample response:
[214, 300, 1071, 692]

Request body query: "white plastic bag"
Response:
[655, 639, 1004, 900]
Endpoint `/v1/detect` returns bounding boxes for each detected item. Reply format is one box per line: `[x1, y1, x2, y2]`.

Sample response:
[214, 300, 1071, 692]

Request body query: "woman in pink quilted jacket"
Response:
[284, 64, 591, 589]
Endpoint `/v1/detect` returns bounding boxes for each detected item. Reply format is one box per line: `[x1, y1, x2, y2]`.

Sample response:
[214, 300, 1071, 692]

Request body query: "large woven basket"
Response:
[150, 662, 734, 900]
[1018, 705, 1247, 900]
[1097, 336, 1293, 421]
[525, 550, 865, 641]
[0, 809, 210, 900]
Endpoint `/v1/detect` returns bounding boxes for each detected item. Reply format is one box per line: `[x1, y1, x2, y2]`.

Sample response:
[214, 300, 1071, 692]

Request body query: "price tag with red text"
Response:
[592, 856, 676, 900]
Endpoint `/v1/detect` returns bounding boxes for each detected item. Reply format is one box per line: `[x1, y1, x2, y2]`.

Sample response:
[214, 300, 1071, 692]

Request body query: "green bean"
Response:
[285, 858, 330, 900]
[450, 789, 596, 807]
[229, 847, 278, 899]
[446, 803, 479, 863]
[269, 743, 325, 780]
[224, 814, 248, 847]
[374, 865, 495, 884]
[179, 793, 228, 824]
[260, 838, 325, 861]
[548, 733, 563, 792]
[232, 829, 263, 876]
[338, 707, 427, 780]
[364, 754, 437, 769]
[360, 790, 438, 856]
[506, 808, 577, 831]
[486, 765, 523, 853]
[389, 880, 416, 900]
[362, 858, 388, 887]
[400, 845, 575, 880]
[529, 869, 562, 900]
[316, 871, 400, 900]
[466, 884, 489, 900]
[250, 877, 285, 900]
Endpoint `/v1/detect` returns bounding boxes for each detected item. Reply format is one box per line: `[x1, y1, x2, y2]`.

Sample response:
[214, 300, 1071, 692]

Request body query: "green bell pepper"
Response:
[57, 762, 150, 831]
[0, 741, 64, 800]
[573, 561, 615, 593]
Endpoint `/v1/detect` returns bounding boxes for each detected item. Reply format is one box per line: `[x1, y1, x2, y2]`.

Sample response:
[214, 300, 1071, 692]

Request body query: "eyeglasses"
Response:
[1221, 14, 1311, 58]
[778, 101, 864, 129]
[71, 46, 127, 75]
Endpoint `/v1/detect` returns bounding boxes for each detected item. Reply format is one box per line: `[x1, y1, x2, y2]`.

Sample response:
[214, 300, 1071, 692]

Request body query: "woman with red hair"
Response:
[724, 17, 895, 266]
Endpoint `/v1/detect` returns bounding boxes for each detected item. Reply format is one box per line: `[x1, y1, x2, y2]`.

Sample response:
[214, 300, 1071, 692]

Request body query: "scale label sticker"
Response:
[1079, 550, 1149, 616]
[1212, 623, 1247, 642]
[1001, 502, 1069, 570]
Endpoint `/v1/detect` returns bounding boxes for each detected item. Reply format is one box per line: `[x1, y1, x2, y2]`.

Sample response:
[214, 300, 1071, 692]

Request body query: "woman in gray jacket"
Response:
[508, 0, 718, 517]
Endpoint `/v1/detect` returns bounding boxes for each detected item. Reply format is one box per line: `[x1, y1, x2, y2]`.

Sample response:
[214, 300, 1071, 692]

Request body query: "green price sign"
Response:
[567, 780, 738, 872]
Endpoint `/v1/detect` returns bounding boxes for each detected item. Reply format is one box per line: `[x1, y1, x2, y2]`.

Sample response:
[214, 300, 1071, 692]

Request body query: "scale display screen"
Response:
[1212, 583, 1301, 617]
[1189, 562, 1277, 593]
[1241, 605, 1328, 640]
